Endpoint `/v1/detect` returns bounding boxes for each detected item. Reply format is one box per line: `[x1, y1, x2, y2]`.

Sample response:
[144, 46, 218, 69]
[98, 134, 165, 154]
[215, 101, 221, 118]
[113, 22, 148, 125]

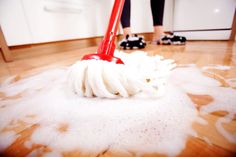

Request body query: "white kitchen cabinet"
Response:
[0, 0, 32, 46]
[21, 0, 113, 44]
[0, 0, 114, 45]
[173, 0, 236, 40]
[0, 0, 174, 46]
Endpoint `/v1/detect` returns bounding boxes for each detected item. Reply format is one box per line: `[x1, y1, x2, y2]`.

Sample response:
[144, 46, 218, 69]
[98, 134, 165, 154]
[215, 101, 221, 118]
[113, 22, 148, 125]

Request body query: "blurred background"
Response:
[0, 0, 235, 46]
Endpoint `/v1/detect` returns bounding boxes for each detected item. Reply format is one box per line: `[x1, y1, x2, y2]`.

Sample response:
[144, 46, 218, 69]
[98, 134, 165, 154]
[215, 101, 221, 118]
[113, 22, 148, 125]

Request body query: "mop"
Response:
[68, 0, 176, 98]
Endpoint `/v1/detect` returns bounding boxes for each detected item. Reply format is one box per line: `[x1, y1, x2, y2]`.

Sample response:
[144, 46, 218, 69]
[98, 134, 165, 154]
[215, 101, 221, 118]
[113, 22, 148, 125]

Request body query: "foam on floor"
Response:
[0, 51, 236, 157]
[170, 65, 236, 145]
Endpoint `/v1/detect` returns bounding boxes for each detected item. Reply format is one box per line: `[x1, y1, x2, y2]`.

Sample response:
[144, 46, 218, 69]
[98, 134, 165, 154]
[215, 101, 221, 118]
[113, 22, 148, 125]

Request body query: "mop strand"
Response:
[67, 51, 176, 98]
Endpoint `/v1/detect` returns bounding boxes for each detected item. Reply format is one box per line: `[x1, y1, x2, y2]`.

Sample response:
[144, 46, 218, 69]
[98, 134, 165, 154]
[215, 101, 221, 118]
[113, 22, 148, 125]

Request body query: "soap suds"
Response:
[202, 136, 213, 146]
[0, 131, 19, 151]
[24, 140, 33, 149]
[27, 148, 44, 157]
[215, 114, 236, 144]
[43, 151, 62, 157]
[0, 51, 235, 157]
[202, 64, 231, 71]
[171, 65, 236, 145]
[227, 78, 236, 88]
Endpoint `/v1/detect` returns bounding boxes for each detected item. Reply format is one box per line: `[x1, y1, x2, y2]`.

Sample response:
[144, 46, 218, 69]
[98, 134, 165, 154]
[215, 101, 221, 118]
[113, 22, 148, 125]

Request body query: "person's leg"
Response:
[150, 0, 165, 41]
[150, 0, 186, 45]
[153, 26, 164, 41]
[123, 27, 131, 38]
[120, 0, 146, 49]
[121, 0, 131, 37]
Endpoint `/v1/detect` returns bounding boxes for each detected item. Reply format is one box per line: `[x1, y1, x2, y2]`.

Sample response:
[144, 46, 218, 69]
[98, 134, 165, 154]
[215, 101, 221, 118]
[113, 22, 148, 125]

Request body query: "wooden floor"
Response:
[1, 40, 235, 82]
[0, 40, 236, 157]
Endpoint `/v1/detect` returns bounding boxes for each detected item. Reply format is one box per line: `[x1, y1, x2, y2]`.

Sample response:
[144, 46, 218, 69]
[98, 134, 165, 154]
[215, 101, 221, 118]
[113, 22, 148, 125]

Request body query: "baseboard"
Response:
[9, 36, 103, 49]
[173, 30, 231, 40]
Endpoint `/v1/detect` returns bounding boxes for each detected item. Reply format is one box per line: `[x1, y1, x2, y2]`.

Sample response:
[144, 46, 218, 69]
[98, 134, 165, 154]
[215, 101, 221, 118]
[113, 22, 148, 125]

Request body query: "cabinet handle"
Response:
[44, 5, 82, 14]
[43, 0, 91, 14]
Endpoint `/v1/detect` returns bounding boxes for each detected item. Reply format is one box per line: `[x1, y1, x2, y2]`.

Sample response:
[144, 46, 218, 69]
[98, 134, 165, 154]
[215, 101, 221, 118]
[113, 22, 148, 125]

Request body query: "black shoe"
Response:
[158, 35, 186, 45]
[119, 34, 146, 49]
[171, 35, 186, 45]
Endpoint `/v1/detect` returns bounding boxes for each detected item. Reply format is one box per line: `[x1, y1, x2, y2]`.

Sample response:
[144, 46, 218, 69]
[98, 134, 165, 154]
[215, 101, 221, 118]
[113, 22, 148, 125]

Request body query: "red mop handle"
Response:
[97, 0, 125, 56]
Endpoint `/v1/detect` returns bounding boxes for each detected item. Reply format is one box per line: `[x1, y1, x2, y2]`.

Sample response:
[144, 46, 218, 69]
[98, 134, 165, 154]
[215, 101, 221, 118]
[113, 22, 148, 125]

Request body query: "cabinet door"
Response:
[0, 0, 32, 46]
[174, 0, 235, 30]
[21, 0, 113, 43]
[173, 0, 236, 40]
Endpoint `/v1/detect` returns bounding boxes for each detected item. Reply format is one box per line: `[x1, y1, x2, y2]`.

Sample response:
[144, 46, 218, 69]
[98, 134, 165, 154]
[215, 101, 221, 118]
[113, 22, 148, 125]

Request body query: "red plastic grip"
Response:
[97, 0, 125, 56]
[81, 0, 125, 64]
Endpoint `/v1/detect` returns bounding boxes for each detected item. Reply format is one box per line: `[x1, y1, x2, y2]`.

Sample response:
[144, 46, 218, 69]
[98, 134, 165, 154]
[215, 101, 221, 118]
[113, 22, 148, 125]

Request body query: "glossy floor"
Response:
[0, 41, 236, 157]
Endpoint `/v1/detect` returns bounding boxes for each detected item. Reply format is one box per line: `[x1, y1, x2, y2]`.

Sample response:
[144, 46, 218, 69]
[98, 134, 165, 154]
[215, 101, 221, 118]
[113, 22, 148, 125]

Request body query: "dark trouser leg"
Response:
[119, 0, 146, 49]
[151, 0, 165, 26]
[121, 0, 131, 28]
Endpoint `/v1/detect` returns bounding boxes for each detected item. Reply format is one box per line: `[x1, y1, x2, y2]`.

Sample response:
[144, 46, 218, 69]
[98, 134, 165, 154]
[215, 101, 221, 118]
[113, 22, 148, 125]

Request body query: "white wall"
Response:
[0, 0, 32, 46]
[0, 0, 174, 46]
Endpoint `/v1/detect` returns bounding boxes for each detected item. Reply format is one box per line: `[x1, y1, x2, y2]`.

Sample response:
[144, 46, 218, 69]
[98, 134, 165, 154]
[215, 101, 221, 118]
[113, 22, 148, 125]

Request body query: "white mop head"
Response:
[67, 51, 176, 98]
